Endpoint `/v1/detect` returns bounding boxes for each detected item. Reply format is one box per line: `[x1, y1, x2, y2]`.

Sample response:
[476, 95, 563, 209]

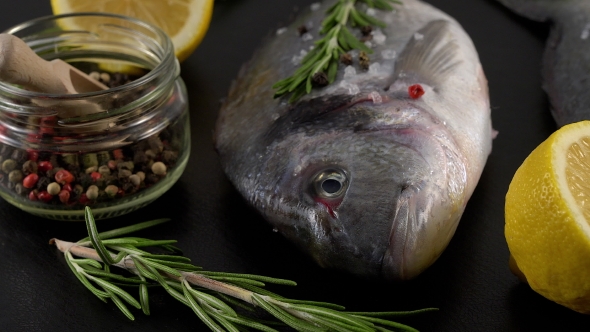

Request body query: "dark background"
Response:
[0, 0, 587, 331]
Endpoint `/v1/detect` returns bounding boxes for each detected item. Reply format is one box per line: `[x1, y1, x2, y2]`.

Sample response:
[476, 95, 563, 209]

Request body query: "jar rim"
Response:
[0, 12, 177, 99]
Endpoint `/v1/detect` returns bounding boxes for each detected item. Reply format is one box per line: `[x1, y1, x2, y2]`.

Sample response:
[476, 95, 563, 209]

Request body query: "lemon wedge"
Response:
[50, 0, 213, 62]
[505, 120, 590, 314]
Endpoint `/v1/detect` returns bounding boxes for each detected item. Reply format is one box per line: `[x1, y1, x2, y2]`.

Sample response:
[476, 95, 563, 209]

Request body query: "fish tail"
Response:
[497, 0, 569, 21]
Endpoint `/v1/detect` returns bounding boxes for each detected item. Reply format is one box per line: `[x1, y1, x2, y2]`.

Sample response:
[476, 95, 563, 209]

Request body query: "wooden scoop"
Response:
[0, 33, 108, 120]
[0, 33, 108, 94]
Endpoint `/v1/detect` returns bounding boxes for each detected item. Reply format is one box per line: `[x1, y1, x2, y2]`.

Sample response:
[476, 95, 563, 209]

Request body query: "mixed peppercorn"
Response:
[0, 71, 183, 208]
[0, 131, 179, 207]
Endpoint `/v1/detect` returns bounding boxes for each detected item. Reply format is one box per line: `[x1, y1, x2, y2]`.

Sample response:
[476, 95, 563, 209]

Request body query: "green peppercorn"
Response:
[47, 182, 61, 195]
[118, 169, 132, 180]
[136, 171, 146, 182]
[117, 161, 134, 171]
[61, 153, 78, 166]
[129, 174, 141, 186]
[82, 153, 98, 169]
[2, 159, 17, 174]
[151, 162, 167, 176]
[8, 170, 23, 183]
[105, 185, 118, 197]
[96, 151, 110, 165]
[86, 185, 99, 200]
[98, 165, 111, 176]
[85, 166, 98, 174]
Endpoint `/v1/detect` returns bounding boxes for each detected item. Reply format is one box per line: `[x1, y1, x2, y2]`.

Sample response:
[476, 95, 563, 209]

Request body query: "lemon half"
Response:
[506, 120, 590, 314]
[50, 0, 214, 62]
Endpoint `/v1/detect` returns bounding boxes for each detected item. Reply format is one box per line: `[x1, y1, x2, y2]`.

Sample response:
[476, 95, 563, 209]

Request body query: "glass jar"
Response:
[0, 13, 190, 220]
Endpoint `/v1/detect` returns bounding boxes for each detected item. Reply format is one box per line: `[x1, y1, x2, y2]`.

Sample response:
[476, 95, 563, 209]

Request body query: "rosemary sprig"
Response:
[273, 0, 401, 102]
[50, 207, 436, 331]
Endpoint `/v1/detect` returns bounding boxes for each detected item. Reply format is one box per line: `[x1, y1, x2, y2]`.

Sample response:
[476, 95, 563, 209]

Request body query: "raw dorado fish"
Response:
[215, 0, 493, 280]
[498, 0, 590, 127]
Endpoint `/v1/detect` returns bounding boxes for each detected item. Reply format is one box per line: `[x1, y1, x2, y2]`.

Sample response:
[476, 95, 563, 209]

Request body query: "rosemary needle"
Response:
[273, 0, 401, 102]
[50, 207, 436, 331]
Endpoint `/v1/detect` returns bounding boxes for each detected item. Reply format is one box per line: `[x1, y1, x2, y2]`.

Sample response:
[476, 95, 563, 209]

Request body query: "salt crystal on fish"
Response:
[310, 2, 321, 11]
[344, 65, 357, 79]
[276, 27, 287, 35]
[340, 81, 360, 95]
[291, 49, 308, 65]
[372, 29, 386, 45]
[364, 40, 373, 48]
[414, 32, 424, 40]
[369, 63, 381, 75]
[369, 91, 382, 104]
[381, 49, 397, 60]
[301, 32, 314, 42]
[581, 23, 590, 40]
[366, 8, 377, 16]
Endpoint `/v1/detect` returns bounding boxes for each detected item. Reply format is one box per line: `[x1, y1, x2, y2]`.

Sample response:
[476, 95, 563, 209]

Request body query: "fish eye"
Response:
[313, 169, 348, 198]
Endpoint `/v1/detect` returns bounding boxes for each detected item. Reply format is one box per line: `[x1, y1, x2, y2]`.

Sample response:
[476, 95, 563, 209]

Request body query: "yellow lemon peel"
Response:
[50, 0, 213, 63]
[506, 120, 590, 314]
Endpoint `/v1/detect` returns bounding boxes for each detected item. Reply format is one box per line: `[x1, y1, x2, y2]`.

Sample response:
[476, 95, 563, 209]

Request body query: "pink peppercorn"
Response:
[78, 193, 90, 205]
[58, 190, 70, 204]
[27, 150, 39, 162]
[62, 183, 73, 192]
[37, 191, 53, 203]
[26, 133, 41, 143]
[37, 161, 53, 173]
[28, 190, 38, 201]
[90, 172, 101, 181]
[23, 173, 39, 188]
[107, 160, 118, 170]
[408, 84, 425, 99]
[39, 127, 54, 135]
[113, 149, 124, 160]
[55, 169, 74, 184]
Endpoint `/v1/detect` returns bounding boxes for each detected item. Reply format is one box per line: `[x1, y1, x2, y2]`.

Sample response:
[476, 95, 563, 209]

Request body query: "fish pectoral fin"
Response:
[387, 20, 461, 92]
[381, 184, 417, 280]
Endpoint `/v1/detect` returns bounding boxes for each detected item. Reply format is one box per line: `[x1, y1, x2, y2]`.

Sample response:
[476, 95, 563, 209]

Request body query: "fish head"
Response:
[250, 95, 467, 280]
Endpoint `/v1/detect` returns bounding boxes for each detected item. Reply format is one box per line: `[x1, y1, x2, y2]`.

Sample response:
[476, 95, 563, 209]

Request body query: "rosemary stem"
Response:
[50, 239, 257, 306]
[180, 272, 255, 304]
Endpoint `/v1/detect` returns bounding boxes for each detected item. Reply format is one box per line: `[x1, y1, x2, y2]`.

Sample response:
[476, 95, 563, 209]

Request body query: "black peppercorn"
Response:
[161, 150, 178, 164]
[10, 149, 26, 163]
[0, 144, 13, 158]
[22, 160, 38, 175]
[36, 176, 51, 190]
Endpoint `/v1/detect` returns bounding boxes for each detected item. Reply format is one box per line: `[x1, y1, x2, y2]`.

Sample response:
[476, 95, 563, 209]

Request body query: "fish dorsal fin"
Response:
[389, 20, 461, 91]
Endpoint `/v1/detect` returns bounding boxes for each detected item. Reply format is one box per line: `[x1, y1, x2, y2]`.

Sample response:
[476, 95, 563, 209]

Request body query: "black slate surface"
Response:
[1, 0, 589, 331]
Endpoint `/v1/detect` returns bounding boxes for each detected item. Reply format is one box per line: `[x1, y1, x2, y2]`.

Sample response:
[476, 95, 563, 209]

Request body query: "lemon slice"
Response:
[50, 0, 213, 62]
[505, 120, 590, 314]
